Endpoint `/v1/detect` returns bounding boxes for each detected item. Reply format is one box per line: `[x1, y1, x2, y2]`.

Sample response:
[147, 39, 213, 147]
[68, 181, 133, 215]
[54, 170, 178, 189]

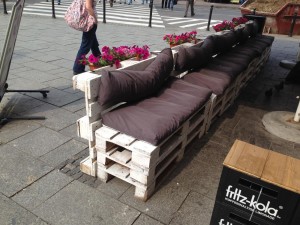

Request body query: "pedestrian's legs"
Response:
[73, 25, 99, 74]
[166, 0, 170, 8]
[57, 0, 60, 5]
[191, 0, 194, 16]
[170, 0, 173, 9]
[161, 0, 164, 8]
[184, 1, 189, 17]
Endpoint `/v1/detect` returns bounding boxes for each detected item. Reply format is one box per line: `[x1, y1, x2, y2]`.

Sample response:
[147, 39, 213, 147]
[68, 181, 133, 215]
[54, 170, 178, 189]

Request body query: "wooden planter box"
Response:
[241, 1, 300, 35]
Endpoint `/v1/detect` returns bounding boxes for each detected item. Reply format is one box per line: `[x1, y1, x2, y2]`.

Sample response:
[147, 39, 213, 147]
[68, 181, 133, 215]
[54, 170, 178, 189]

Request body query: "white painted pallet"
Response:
[94, 98, 211, 200]
[73, 34, 273, 201]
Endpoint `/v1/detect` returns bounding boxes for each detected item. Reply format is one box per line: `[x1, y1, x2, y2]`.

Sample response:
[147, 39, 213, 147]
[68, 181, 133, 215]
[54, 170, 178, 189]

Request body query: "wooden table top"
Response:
[224, 140, 300, 194]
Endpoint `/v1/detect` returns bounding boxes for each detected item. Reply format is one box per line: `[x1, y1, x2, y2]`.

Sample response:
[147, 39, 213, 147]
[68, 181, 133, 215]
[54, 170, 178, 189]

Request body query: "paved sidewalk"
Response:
[0, 6, 300, 225]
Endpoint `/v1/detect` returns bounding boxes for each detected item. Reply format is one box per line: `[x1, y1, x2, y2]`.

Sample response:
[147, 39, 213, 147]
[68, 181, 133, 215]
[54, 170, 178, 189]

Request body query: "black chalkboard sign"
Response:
[0, 0, 25, 102]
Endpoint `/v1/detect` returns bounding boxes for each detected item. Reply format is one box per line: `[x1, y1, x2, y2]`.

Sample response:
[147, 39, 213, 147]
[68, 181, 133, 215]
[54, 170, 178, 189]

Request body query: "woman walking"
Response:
[184, 0, 195, 17]
[73, 0, 101, 74]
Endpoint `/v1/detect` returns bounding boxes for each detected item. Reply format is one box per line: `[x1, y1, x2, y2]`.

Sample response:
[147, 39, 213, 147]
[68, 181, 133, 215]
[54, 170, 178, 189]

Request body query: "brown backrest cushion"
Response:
[204, 32, 236, 55]
[98, 48, 173, 106]
[245, 21, 258, 37]
[175, 45, 211, 72]
[220, 31, 238, 51]
[234, 28, 243, 43]
[240, 28, 250, 44]
[201, 37, 215, 57]
[205, 35, 219, 55]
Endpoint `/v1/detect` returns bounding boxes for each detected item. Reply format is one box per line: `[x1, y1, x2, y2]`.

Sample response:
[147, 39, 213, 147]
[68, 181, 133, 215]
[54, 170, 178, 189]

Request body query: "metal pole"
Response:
[206, 5, 213, 31]
[294, 96, 300, 122]
[148, 0, 153, 27]
[103, 0, 106, 23]
[51, 0, 56, 18]
[3, 0, 8, 14]
[288, 12, 298, 37]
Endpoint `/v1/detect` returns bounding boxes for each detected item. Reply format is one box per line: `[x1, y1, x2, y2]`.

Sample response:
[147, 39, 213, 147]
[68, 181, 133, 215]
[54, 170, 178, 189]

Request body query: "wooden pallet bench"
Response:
[73, 22, 274, 201]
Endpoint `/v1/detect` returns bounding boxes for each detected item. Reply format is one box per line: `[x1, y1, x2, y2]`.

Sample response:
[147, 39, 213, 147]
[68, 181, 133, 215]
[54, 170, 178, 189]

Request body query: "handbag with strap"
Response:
[64, 0, 95, 32]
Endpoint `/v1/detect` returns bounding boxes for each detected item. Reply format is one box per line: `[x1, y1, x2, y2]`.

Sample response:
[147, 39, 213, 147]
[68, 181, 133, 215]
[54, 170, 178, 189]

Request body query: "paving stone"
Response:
[48, 58, 74, 69]
[40, 139, 87, 167]
[0, 119, 41, 144]
[7, 77, 49, 90]
[168, 157, 222, 202]
[0, 193, 48, 225]
[0, 145, 52, 197]
[75, 107, 86, 116]
[10, 127, 71, 157]
[62, 98, 85, 113]
[46, 67, 70, 76]
[0, 92, 45, 114]
[33, 181, 140, 225]
[169, 191, 214, 225]
[188, 141, 229, 168]
[22, 103, 81, 131]
[22, 60, 61, 72]
[26, 87, 83, 107]
[43, 78, 73, 90]
[8, 65, 32, 75]
[119, 179, 190, 224]
[19, 70, 59, 83]
[63, 87, 82, 94]
[96, 178, 131, 199]
[133, 214, 164, 225]
[12, 170, 73, 211]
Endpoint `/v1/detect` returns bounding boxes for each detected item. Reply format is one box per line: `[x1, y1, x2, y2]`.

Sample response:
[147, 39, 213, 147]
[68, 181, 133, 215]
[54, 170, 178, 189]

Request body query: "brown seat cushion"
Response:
[236, 42, 265, 55]
[253, 35, 274, 46]
[230, 45, 261, 58]
[193, 68, 233, 83]
[212, 56, 249, 70]
[207, 59, 246, 79]
[224, 50, 257, 60]
[246, 38, 270, 49]
[217, 52, 255, 65]
[183, 71, 231, 95]
[102, 78, 212, 145]
[98, 48, 173, 106]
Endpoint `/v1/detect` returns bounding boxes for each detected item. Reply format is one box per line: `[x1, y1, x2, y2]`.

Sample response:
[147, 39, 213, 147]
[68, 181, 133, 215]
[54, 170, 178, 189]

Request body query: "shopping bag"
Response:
[64, 0, 95, 32]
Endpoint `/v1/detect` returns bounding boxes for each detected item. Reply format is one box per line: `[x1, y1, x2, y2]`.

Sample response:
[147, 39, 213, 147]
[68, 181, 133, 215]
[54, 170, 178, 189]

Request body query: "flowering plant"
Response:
[77, 54, 100, 66]
[163, 30, 198, 45]
[130, 45, 150, 60]
[112, 46, 134, 61]
[213, 20, 235, 32]
[213, 17, 249, 32]
[77, 45, 151, 69]
[232, 17, 248, 26]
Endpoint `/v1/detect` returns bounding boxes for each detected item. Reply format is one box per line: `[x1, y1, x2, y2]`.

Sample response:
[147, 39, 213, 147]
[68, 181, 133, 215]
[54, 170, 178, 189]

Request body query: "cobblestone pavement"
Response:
[0, 3, 300, 225]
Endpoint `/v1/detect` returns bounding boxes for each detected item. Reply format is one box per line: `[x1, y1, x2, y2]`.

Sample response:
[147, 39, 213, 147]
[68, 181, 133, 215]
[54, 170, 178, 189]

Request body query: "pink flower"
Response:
[163, 31, 197, 45]
[88, 54, 99, 64]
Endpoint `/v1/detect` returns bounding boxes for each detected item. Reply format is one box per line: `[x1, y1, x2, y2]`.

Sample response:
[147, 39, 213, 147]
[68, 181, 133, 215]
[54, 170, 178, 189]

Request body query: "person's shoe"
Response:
[73, 71, 86, 75]
[191, 13, 195, 16]
[184, 15, 187, 17]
